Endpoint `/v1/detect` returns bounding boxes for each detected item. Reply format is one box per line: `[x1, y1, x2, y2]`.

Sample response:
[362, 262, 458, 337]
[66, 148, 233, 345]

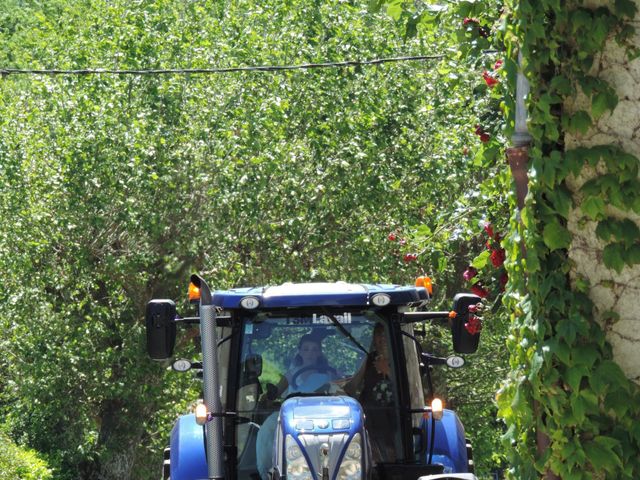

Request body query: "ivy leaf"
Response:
[543, 221, 572, 250]
[551, 187, 573, 219]
[570, 9, 592, 34]
[550, 74, 573, 95]
[591, 91, 618, 119]
[565, 366, 586, 391]
[584, 436, 623, 472]
[529, 351, 544, 382]
[619, 219, 640, 246]
[626, 244, 640, 265]
[573, 345, 598, 368]
[615, 0, 638, 17]
[565, 110, 592, 134]
[596, 220, 612, 242]
[633, 195, 640, 215]
[581, 196, 606, 220]
[556, 319, 577, 345]
[569, 394, 587, 424]
[605, 388, 633, 417]
[631, 422, 640, 445]
[603, 243, 625, 272]
[591, 13, 614, 48]
[598, 361, 628, 386]
[546, 338, 571, 364]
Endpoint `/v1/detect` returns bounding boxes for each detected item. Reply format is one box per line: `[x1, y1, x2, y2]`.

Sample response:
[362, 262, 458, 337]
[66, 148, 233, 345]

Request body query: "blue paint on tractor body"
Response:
[423, 409, 471, 473]
[210, 282, 429, 309]
[169, 415, 207, 480]
[164, 282, 475, 480]
[275, 396, 370, 480]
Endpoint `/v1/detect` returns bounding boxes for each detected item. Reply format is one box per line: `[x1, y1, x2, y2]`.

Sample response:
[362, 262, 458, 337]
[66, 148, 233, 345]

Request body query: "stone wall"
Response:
[564, 2, 640, 383]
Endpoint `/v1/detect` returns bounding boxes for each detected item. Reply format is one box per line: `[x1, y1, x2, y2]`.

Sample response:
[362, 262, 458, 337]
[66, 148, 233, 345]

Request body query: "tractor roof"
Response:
[211, 282, 429, 309]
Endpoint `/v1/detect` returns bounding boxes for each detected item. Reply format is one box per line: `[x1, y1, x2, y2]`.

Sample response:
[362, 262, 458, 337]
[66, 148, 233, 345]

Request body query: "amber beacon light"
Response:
[188, 282, 201, 302]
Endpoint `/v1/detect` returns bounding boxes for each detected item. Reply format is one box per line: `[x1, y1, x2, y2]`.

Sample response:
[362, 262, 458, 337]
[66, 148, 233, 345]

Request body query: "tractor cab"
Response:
[147, 276, 481, 480]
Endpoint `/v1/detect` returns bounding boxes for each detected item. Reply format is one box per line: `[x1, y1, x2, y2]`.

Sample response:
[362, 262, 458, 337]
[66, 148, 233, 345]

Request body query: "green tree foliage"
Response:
[373, 0, 512, 475]
[1, 0, 508, 478]
[0, 430, 52, 480]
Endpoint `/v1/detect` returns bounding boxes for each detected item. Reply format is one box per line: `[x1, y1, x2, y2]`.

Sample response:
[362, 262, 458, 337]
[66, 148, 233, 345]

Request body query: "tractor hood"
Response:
[275, 395, 370, 480]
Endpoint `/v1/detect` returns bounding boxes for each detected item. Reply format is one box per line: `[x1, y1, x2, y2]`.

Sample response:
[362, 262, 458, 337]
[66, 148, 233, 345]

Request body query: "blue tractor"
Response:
[146, 275, 482, 480]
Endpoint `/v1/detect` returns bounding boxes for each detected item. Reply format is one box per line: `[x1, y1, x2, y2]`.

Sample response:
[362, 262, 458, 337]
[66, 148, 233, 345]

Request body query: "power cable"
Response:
[0, 54, 444, 77]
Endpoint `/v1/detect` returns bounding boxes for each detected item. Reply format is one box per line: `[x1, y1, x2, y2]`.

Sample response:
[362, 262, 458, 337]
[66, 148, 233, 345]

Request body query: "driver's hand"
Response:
[333, 377, 350, 387]
[258, 383, 279, 408]
[327, 382, 346, 395]
[265, 383, 279, 401]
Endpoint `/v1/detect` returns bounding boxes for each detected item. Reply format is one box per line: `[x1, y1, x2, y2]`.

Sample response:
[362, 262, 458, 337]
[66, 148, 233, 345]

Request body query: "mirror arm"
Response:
[174, 316, 200, 325]
[174, 315, 231, 326]
[401, 311, 451, 326]
[421, 353, 447, 366]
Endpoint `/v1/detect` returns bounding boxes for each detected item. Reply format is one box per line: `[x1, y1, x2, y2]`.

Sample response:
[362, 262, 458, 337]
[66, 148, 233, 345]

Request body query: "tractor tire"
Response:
[162, 447, 171, 480]
[465, 438, 474, 474]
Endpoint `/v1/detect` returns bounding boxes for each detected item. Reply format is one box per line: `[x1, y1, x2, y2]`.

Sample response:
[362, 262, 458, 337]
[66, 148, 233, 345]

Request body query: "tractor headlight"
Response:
[337, 433, 362, 480]
[285, 435, 312, 480]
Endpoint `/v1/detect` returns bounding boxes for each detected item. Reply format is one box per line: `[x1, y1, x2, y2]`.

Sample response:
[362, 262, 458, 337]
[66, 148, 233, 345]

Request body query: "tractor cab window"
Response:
[234, 311, 401, 480]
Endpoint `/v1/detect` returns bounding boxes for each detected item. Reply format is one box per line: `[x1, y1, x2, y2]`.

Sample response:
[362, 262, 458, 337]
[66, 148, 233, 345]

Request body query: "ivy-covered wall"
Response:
[498, 0, 640, 477]
[564, 0, 640, 384]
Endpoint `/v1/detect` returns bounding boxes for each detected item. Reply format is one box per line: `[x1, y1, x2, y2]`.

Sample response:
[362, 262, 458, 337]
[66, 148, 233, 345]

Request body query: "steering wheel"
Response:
[290, 365, 337, 389]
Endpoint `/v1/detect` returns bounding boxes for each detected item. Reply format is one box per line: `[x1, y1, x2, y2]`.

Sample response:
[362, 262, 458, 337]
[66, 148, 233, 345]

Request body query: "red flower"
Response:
[494, 59, 503, 70]
[462, 267, 478, 281]
[463, 17, 479, 25]
[403, 253, 418, 263]
[483, 222, 494, 238]
[475, 125, 490, 143]
[482, 71, 499, 88]
[464, 315, 482, 335]
[388, 232, 397, 241]
[490, 249, 506, 268]
[471, 284, 489, 298]
[499, 272, 508, 291]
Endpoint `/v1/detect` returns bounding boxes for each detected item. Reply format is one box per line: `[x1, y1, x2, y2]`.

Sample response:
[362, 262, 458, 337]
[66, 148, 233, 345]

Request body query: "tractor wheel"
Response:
[162, 447, 171, 480]
[465, 438, 474, 474]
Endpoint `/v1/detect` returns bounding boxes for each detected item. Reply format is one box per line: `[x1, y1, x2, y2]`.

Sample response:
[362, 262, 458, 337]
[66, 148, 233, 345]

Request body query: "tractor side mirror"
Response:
[451, 293, 482, 354]
[146, 299, 177, 360]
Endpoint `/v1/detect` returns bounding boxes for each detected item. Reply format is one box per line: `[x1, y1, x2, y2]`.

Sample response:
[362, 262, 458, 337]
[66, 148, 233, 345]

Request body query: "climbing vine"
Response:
[495, 0, 640, 478]
[381, 0, 640, 477]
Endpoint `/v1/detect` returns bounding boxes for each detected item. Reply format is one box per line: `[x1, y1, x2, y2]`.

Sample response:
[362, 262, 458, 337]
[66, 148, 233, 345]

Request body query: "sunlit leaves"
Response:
[0, 0, 507, 478]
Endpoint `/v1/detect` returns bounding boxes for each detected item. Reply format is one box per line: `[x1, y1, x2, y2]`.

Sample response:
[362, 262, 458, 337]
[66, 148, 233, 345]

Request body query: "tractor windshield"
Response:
[234, 310, 401, 479]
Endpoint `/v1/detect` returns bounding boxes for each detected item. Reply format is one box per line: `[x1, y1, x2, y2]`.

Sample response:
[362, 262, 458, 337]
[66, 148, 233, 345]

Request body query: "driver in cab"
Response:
[281, 333, 339, 395]
[256, 333, 339, 479]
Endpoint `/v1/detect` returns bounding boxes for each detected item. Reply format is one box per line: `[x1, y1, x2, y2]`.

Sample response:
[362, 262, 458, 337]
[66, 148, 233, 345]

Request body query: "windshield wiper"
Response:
[321, 308, 369, 356]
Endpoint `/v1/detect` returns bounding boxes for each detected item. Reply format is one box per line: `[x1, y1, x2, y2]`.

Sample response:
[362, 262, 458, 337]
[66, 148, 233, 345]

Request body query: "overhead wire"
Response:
[0, 54, 444, 77]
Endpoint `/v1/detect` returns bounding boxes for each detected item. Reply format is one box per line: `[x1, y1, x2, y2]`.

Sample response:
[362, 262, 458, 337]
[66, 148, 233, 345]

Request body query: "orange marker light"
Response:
[188, 282, 201, 302]
[415, 276, 433, 295]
